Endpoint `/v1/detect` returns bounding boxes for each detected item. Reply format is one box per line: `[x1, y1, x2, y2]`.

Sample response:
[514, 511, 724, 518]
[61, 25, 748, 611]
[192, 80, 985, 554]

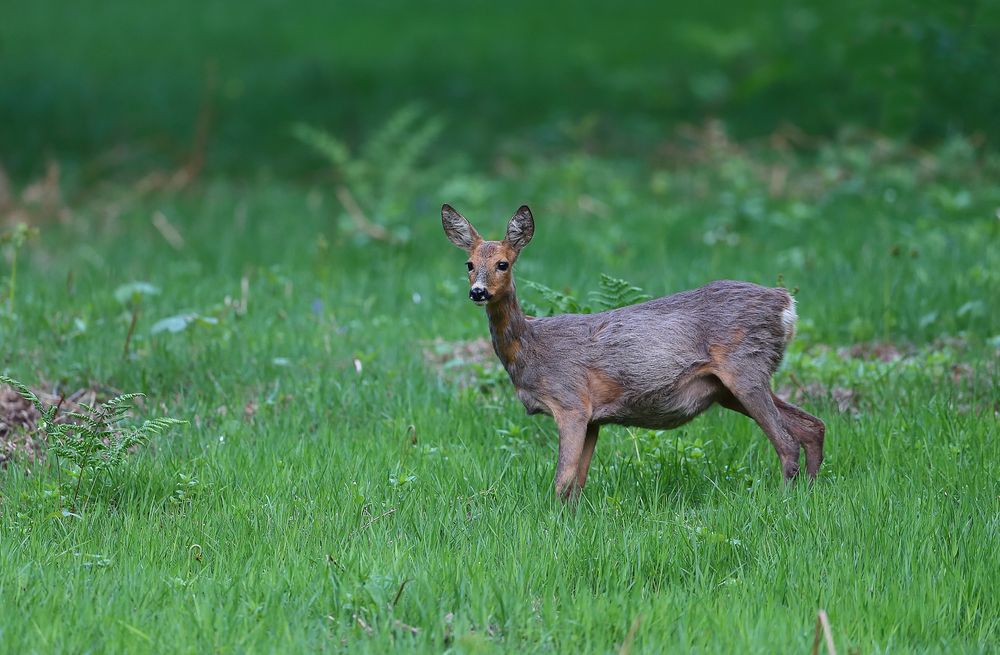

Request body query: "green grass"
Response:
[1, 132, 998, 652]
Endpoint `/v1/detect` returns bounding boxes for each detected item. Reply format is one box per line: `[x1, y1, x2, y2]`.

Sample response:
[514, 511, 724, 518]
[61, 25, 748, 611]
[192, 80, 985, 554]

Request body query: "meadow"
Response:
[2, 2, 999, 653]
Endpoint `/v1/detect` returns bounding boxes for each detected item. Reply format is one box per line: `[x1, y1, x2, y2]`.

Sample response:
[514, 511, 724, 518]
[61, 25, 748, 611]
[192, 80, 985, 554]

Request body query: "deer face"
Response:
[442, 204, 534, 306]
[465, 240, 518, 304]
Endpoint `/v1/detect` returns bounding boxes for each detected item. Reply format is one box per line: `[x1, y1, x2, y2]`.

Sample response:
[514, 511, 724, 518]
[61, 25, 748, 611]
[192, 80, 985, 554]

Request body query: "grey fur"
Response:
[505, 206, 534, 252]
[442, 205, 826, 499]
[442, 204, 481, 250]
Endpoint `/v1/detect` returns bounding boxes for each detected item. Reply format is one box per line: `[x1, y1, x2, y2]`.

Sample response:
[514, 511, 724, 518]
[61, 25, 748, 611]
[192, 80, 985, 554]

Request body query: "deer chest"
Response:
[515, 386, 552, 416]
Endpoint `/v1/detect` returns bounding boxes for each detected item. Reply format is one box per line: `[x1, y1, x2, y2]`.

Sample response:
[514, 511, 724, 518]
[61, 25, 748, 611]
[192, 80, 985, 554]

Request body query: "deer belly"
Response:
[610, 375, 720, 429]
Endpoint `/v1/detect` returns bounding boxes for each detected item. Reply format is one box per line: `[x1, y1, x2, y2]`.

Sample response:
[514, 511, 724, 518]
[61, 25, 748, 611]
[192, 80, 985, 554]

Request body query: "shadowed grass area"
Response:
[1, 132, 998, 651]
[3, 0, 999, 179]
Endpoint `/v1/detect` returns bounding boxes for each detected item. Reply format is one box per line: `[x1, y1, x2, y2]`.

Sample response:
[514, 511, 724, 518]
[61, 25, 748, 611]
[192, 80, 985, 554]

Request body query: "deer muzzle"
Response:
[470, 286, 492, 304]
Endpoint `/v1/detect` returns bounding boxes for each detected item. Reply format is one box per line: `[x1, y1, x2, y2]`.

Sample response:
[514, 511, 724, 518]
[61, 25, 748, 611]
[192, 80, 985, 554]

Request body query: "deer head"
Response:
[441, 204, 534, 305]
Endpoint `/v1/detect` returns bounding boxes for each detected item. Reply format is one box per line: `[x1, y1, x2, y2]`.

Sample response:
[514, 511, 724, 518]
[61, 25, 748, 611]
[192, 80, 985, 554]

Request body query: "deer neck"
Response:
[485, 285, 530, 379]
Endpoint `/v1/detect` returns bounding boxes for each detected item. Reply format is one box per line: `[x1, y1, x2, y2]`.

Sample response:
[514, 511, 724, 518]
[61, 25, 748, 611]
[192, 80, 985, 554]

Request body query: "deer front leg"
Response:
[576, 424, 600, 489]
[553, 412, 589, 500]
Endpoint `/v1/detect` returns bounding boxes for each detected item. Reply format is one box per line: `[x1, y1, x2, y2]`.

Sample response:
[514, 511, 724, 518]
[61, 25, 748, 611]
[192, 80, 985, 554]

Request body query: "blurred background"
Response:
[1, 0, 998, 354]
[3, 0, 998, 181]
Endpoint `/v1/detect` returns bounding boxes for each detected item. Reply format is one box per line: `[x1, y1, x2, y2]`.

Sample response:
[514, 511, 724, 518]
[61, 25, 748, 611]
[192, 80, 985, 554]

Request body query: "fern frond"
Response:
[361, 104, 424, 163]
[382, 114, 445, 193]
[0, 374, 184, 509]
[102, 392, 146, 409]
[0, 374, 45, 411]
[139, 417, 187, 435]
[292, 123, 352, 170]
[521, 280, 589, 316]
[518, 274, 650, 316]
[77, 413, 117, 439]
[295, 105, 444, 243]
[589, 274, 652, 310]
[520, 297, 543, 317]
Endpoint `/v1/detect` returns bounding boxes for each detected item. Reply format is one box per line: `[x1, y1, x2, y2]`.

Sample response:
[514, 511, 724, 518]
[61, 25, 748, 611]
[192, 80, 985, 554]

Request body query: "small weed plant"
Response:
[1, 222, 38, 316]
[0, 375, 184, 509]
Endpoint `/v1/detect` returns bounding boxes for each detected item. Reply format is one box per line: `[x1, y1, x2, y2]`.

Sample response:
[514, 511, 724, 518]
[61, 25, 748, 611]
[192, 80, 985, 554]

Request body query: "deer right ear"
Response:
[442, 204, 481, 251]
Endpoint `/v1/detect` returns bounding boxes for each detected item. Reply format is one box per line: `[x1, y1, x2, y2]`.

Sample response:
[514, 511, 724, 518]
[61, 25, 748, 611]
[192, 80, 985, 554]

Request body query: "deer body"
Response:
[443, 205, 825, 499]
[491, 280, 794, 427]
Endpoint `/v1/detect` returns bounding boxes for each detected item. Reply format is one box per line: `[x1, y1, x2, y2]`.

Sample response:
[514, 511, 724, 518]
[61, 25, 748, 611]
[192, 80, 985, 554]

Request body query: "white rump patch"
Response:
[781, 295, 798, 343]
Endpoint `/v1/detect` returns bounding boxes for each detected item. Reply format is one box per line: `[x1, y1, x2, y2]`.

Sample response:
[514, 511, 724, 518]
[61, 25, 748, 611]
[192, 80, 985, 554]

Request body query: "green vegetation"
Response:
[2, 131, 997, 653]
[3, 0, 999, 178]
[2, 1, 999, 653]
[0, 376, 184, 511]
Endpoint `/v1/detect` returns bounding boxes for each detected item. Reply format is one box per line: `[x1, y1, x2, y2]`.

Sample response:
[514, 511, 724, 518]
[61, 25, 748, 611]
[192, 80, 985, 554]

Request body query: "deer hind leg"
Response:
[771, 394, 825, 479]
[576, 424, 600, 490]
[721, 390, 824, 481]
[553, 411, 589, 500]
[719, 377, 801, 482]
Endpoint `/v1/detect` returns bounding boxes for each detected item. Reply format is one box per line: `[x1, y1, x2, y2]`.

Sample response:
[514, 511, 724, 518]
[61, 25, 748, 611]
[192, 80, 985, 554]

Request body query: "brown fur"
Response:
[486, 293, 528, 373]
[708, 328, 745, 364]
[441, 204, 826, 499]
[587, 369, 624, 412]
[468, 241, 519, 301]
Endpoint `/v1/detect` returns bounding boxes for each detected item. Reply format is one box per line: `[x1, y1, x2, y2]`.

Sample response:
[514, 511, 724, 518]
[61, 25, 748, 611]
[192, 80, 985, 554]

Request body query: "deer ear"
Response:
[441, 204, 481, 251]
[505, 205, 534, 252]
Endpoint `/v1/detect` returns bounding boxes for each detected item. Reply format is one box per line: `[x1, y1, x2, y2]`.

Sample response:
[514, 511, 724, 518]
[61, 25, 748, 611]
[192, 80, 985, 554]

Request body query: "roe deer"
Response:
[441, 204, 825, 500]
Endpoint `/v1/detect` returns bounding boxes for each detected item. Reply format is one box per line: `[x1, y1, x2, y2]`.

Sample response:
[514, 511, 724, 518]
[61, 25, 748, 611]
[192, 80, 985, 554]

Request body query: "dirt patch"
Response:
[0, 385, 45, 465]
[838, 341, 906, 362]
[0, 383, 99, 468]
[777, 382, 861, 416]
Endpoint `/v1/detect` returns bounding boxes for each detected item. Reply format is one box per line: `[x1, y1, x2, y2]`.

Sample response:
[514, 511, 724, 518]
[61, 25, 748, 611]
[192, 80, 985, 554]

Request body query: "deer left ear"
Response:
[505, 205, 534, 252]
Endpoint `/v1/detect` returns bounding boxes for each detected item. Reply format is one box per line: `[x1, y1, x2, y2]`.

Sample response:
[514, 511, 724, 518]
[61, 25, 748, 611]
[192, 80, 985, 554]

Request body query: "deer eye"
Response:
[466, 262, 474, 272]
[497, 261, 509, 271]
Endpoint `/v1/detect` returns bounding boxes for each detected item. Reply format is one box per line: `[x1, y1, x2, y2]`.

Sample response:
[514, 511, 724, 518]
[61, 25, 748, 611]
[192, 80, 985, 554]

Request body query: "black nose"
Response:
[470, 287, 490, 302]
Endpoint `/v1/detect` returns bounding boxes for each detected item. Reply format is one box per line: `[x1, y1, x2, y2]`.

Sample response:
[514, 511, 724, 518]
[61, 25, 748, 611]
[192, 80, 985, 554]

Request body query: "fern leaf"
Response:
[520, 298, 543, 317]
[361, 104, 424, 163]
[521, 280, 589, 316]
[589, 274, 651, 310]
[140, 417, 187, 435]
[0, 375, 45, 411]
[292, 123, 352, 170]
[380, 118, 445, 207]
[103, 392, 146, 408]
[385, 115, 444, 180]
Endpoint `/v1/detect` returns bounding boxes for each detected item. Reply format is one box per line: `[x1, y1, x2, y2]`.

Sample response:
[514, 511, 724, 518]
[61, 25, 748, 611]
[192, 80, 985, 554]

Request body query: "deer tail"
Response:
[780, 294, 797, 344]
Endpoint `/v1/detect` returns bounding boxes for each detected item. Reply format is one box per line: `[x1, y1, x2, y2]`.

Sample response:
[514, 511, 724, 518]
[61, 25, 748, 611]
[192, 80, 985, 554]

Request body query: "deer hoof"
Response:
[782, 461, 801, 482]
